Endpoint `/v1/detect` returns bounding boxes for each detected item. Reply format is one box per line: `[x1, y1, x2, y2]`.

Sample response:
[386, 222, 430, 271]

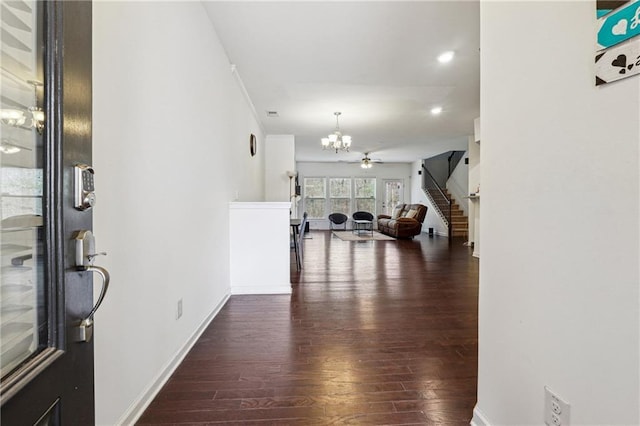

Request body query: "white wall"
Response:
[93, 3, 265, 424]
[477, 2, 639, 425]
[296, 161, 411, 229]
[265, 135, 295, 202]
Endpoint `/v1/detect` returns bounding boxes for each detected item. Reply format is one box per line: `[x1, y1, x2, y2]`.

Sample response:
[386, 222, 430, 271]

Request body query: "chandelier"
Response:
[321, 112, 351, 153]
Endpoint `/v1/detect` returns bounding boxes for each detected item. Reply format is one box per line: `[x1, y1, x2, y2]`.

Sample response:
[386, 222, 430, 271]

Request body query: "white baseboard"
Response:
[117, 293, 231, 425]
[473, 250, 480, 258]
[471, 406, 491, 426]
[231, 284, 292, 295]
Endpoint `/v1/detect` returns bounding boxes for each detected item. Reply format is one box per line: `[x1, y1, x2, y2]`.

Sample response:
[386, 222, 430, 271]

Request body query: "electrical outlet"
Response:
[176, 298, 183, 320]
[545, 386, 570, 426]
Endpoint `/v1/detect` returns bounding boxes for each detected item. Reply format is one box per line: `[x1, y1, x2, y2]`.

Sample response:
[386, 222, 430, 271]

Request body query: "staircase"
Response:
[425, 187, 468, 238]
[421, 151, 469, 239]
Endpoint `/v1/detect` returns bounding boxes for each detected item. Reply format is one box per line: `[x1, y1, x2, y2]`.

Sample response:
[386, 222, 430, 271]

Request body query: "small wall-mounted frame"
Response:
[249, 133, 257, 156]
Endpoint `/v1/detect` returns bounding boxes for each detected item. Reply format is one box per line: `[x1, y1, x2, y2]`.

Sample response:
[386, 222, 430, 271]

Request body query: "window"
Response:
[304, 177, 326, 219]
[329, 178, 351, 215]
[303, 176, 377, 220]
[354, 177, 376, 214]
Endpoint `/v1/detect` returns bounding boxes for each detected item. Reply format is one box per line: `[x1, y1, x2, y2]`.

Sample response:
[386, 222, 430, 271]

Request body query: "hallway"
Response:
[137, 232, 478, 425]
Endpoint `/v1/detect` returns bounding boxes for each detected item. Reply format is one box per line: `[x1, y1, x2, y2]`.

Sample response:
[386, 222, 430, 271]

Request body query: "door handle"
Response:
[76, 265, 110, 343]
[73, 230, 111, 342]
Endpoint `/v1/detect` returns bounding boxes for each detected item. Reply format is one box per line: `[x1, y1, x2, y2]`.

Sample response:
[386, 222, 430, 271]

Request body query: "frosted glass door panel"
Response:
[0, 0, 46, 379]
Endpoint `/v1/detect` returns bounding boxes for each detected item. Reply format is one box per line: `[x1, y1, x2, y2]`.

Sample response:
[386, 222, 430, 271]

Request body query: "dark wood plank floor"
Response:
[137, 231, 478, 425]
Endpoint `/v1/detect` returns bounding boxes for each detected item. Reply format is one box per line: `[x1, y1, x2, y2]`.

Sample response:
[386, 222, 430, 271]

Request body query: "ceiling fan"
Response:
[337, 152, 384, 167]
[359, 152, 383, 169]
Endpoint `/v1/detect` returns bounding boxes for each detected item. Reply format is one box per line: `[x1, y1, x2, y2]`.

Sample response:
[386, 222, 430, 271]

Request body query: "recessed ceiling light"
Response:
[437, 51, 455, 63]
[431, 106, 443, 115]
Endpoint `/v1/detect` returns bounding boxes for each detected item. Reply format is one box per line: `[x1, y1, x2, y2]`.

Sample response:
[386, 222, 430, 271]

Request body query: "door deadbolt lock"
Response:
[74, 163, 96, 210]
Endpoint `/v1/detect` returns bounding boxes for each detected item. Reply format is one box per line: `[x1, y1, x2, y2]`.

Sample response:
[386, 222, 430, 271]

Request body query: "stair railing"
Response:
[422, 163, 452, 239]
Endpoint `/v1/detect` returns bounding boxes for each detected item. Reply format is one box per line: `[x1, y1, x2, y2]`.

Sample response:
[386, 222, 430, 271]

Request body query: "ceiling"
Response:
[203, 1, 480, 164]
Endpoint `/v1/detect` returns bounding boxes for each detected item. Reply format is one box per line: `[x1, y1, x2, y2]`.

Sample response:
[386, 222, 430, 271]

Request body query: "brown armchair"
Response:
[376, 204, 427, 238]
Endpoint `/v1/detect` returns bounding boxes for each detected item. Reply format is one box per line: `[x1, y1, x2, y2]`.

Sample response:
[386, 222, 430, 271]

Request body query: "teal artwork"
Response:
[597, 1, 640, 50]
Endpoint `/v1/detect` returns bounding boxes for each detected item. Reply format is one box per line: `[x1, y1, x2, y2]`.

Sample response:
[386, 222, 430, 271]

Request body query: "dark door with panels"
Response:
[1, 1, 100, 424]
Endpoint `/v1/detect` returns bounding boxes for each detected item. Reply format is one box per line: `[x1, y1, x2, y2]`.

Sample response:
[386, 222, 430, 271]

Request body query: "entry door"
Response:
[382, 179, 403, 215]
[1, 2, 97, 424]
